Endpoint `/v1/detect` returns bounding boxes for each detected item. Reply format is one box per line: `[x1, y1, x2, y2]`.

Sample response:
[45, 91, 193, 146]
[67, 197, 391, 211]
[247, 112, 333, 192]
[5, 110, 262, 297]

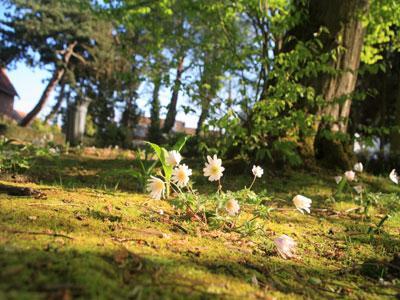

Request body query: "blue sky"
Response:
[0, 3, 198, 128]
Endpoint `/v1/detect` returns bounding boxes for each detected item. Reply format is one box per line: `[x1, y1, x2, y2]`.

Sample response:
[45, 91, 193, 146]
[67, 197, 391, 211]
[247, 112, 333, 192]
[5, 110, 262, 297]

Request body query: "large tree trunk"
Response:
[163, 56, 184, 133]
[148, 75, 162, 143]
[390, 83, 400, 155]
[196, 55, 221, 136]
[286, 0, 369, 167]
[315, 0, 369, 133]
[19, 41, 77, 127]
[43, 81, 66, 124]
[314, 0, 369, 168]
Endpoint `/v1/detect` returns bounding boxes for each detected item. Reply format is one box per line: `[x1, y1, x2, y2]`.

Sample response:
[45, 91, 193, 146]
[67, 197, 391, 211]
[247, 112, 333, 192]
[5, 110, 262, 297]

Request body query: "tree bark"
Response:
[390, 82, 400, 155]
[311, 0, 369, 168]
[19, 41, 77, 127]
[316, 0, 369, 133]
[148, 75, 162, 143]
[196, 58, 220, 136]
[43, 81, 66, 124]
[285, 0, 369, 165]
[163, 56, 184, 133]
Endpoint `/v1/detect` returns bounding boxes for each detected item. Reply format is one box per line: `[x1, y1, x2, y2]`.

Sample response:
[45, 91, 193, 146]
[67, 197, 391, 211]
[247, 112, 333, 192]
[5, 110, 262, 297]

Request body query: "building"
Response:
[134, 116, 196, 139]
[0, 68, 25, 122]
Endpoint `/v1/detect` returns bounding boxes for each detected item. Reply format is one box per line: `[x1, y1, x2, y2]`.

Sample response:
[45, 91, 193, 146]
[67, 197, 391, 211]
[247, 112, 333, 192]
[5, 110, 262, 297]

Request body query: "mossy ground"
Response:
[1, 152, 400, 299]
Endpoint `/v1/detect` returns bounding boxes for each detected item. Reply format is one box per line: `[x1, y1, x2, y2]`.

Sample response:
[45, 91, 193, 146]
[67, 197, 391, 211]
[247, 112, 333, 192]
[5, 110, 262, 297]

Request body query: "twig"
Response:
[27, 202, 80, 207]
[2, 228, 74, 240]
[345, 207, 362, 213]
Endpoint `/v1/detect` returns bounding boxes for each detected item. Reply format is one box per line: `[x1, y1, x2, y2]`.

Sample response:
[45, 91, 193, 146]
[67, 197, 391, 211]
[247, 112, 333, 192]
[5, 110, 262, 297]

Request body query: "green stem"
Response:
[217, 179, 222, 194]
[249, 176, 257, 190]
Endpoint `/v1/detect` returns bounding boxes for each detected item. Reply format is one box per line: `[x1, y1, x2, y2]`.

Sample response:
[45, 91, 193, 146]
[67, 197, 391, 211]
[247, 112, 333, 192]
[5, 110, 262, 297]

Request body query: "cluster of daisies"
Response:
[334, 162, 399, 193]
[145, 150, 316, 259]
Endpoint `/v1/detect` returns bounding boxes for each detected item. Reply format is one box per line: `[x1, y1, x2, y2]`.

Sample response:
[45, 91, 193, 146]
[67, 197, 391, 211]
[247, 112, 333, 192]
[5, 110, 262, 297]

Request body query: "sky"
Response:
[0, 3, 198, 129]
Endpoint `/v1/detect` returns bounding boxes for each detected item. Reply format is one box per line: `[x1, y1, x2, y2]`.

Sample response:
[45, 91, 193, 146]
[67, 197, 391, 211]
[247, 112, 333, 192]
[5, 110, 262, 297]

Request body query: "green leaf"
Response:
[173, 136, 189, 152]
[145, 142, 172, 180]
[336, 178, 347, 195]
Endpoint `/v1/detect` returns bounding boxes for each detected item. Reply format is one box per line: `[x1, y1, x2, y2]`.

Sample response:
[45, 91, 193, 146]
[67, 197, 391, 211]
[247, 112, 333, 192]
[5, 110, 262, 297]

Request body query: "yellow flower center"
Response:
[155, 180, 164, 191]
[177, 170, 186, 181]
[211, 165, 220, 175]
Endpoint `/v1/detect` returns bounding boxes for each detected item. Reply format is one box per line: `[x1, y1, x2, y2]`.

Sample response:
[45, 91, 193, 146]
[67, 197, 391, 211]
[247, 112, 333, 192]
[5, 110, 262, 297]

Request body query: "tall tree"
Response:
[280, 0, 370, 165]
[0, 0, 102, 127]
[163, 55, 185, 133]
[148, 74, 162, 143]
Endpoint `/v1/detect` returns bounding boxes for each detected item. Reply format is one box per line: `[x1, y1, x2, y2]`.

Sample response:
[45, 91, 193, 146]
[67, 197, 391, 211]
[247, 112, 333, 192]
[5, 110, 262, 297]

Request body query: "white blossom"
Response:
[171, 164, 192, 187]
[252, 165, 264, 178]
[166, 150, 182, 166]
[146, 176, 165, 200]
[292, 195, 312, 214]
[225, 199, 240, 216]
[203, 154, 225, 182]
[353, 185, 363, 194]
[274, 235, 297, 259]
[334, 176, 343, 184]
[390, 169, 398, 184]
[354, 162, 363, 173]
[344, 170, 356, 182]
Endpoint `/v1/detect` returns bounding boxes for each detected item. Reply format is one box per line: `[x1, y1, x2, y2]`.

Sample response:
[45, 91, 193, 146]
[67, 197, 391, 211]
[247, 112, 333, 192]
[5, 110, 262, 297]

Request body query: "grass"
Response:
[0, 152, 400, 299]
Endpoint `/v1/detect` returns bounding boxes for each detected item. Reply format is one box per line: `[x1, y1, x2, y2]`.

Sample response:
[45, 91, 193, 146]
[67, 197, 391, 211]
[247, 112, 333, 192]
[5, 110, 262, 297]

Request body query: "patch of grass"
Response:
[0, 154, 400, 299]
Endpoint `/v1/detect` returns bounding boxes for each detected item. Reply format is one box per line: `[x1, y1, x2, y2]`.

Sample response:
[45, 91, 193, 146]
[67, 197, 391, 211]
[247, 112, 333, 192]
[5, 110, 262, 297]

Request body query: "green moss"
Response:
[0, 154, 400, 299]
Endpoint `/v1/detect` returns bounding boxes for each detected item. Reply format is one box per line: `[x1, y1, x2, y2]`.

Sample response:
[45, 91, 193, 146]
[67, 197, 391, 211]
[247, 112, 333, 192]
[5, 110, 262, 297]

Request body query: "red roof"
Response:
[0, 68, 18, 97]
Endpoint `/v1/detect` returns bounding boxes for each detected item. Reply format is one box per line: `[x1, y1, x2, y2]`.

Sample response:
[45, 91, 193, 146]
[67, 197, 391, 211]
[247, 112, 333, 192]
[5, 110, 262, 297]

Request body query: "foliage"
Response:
[2, 0, 400, 168]
[0, 137, 60, 173]
[131, 148, 158, 192]
[145, 136, 189, 196]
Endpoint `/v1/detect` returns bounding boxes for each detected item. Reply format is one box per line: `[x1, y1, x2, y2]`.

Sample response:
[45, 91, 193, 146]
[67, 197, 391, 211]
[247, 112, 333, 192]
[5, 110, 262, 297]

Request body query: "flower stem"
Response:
[217, 179, 222, 194]
[249, 176, 257, 190]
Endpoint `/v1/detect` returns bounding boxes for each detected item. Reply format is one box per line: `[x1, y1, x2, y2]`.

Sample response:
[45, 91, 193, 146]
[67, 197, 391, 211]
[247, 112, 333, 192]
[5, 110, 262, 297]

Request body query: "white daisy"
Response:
[354, 162, 363, 173]
[292, 195, 312, 214]
[146, 176, 165, 200]
[203, 154, 225, 182]
[334, 176, 343, 184]
[344, 170, 356, 182]
[390, 169, 398, 184]
[225, 199, 240, 216]
[353, 185, 363, 194]
[274, 235, 297, 259]
[252, 165, 264, 178]
[166, 150, 182, 166]
[171, 164, 192, 187]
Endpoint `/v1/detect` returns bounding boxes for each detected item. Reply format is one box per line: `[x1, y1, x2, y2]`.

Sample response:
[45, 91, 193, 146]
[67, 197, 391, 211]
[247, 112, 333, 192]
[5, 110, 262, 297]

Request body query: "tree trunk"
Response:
[313, 0, 369, 168]
[196, 105, 209, 136]
[316, 0, 369, 133]
[163, 56, 184, 133]
[148, 75, 162, 143]
[390, 83, 400, 155]
[43, 81, 66, 124]
[19, 41, 77, 127]
[285, 0, 369, 166]
[196, 58, 220, 136]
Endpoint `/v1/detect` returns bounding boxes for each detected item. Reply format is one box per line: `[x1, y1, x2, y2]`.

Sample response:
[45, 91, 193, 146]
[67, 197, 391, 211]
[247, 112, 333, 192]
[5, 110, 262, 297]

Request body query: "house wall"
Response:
[0, 91, 14, 117]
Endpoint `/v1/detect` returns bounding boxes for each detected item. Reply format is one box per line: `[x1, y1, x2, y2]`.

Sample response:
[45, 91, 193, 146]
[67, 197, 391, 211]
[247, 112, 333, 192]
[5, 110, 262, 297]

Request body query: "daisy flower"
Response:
[166, 150, 182, 166]
[225, 199, 240, 216]
[171, 164, 192, 187]
[390, 169, 398, 184]
[146, 176, 165, 200]
[274, 235, 297, 259]
[292, 195, 312, 214]
[203, 154, 225, 182]
[252, 165, 264, 178]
